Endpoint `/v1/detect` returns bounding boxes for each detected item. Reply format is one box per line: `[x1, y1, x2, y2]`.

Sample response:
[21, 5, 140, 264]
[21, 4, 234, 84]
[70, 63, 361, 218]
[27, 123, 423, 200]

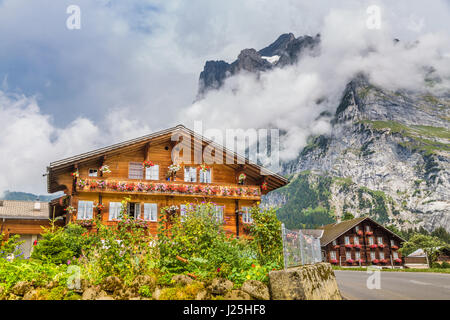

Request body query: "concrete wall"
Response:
[268, 262, 342, 300]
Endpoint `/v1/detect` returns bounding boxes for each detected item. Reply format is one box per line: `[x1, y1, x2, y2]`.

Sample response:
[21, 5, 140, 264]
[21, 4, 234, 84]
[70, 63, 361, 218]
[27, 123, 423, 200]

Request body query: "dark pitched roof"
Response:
[319, 216, 405, 246]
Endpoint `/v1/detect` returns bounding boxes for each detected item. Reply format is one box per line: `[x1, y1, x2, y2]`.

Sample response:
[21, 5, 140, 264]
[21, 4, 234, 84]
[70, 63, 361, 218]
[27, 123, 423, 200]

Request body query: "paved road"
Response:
[334, 270, 450, 300]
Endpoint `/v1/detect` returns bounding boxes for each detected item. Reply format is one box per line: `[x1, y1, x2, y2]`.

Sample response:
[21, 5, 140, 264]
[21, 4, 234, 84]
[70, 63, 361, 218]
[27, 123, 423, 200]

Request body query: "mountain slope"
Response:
[196, 33, 450, 232]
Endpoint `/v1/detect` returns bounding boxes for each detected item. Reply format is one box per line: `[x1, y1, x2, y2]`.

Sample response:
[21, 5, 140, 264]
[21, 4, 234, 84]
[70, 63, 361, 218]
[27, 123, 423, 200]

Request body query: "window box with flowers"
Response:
[346, 259, 355, 264]
[354, 244, 362, 249]
[391, 245, 399, 250]
[369, 244, 378, 249]
[372, 259, 379, 264]
[143, 161, 154, 168]
[379, 259, 388, 264]
[357, 230, 364, 236]
[366, 231, 373, 236]
[394, 258, 402, 264]
[345, 244, 353, 249]
[94, 203, 104, 212]
[64, 206, 76, 216]
[77, 219, 95, 228]
[330, 259, 338, 264]
[378, 244, 385, 248]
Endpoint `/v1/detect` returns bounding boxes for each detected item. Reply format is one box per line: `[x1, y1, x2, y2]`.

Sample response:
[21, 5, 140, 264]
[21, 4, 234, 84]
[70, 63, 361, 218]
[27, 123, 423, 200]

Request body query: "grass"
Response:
[332, 266, 450, 274]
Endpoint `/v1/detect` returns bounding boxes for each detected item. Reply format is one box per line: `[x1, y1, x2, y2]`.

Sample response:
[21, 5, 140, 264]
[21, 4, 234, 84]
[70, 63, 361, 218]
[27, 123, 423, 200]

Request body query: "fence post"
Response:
[299, 230, 305, 265]
[281, 223, 287, 270]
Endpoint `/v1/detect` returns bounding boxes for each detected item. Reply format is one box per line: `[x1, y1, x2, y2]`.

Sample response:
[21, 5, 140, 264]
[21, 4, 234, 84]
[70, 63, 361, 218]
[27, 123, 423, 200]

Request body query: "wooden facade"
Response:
[320, 217, 405, 267]
[46, 125, 287, 237]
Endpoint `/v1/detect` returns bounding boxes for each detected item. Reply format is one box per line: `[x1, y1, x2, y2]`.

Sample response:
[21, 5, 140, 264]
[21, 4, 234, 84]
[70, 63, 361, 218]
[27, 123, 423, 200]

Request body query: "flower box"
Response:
[394, 258, 402, 263]
[357, 230, 364, 236]
[330, 259, 338, 264]
[366, 231, 373, 235]
[372, 259, 379, 264]
[369, 244, 378, 249]
[345, 244, 353, 248]
[346, 259, 355, 264]
[378, 244, 385, 248]
[358, 259, 365, 264]
[333, 245, 340, 249]
[354, 244, 361, 249]
[391, 245, 399, 250]
[380, 259, 388, 264]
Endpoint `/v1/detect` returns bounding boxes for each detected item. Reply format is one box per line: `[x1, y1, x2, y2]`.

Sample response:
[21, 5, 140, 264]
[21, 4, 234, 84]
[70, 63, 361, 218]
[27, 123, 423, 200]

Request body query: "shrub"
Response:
[31, 227, 76, 265]
[0, 233, 25, 260]
[441, 261, 450, 269]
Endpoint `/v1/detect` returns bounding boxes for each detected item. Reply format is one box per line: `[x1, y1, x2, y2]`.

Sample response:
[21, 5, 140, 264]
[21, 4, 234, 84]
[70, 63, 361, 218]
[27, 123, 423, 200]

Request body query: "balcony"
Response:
[75, 178, 262, 200]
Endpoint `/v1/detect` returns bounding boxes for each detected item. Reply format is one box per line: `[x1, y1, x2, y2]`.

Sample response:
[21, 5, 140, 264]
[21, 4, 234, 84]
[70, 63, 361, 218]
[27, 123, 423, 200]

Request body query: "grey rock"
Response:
[82, 287, 98, 300]
[241, 280, 270, 300]
[224, 289, 252, 300]
[171, 274, 194, 286]
[11, 281, 32, 296]
[209, 278, 234, 295]
[101, 276, 122, 293]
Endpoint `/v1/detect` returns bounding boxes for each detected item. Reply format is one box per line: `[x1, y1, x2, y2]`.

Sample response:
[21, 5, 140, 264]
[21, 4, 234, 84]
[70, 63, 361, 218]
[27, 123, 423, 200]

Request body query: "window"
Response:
[370, 251, 376, 260]
[145, 165, 159, 180]
[242, 207, 253, 224]
[109, 202, 122, 220]
[332, 240, 337, 246]
[77, 201, 93, 220]
[365, 225, 371, 232]
[88, 169, 98, 177]
[184, 167, 197, 182]
[379, 251, 385, 260]
[353, 236, 359, 245]
[344, 236, 350, 245]
[127, 203, 141, 219]
[213, 206, 224, 223]
[390, 239, 395, 246]
[330, 251, 337, 260]
[377, 236, 383, 244]
[129, 162, 143, 179]
[368, 237, 374, 245]
[393, 251, 399, 259]
[355, 251, 361, 260]
[144, 203, 158, 222]
[199, 168, 211, 183]
[355, 226, 360, 232]
[346, 251, 351, 260]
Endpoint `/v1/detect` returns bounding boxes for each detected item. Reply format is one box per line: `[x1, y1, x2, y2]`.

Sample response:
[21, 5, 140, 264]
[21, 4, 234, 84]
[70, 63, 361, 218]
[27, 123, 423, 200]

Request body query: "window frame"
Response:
[368, 237, 374, 245]
[353, 236, 359, 245]
[88, 168, 98, 177]
[330, 251, 337, 260]
[128, 162, 144, 179]
[370, 251, 376, 260]
[344, 236, 350, 245]
[199, 168, 212, 183]
[145, 164, 160, 181]
[184, 166, 197, 182]
[143, 203, 158, 222]
[242, 206, 253, 224]
[77, 200, 94, 220]
[213, 205, 224, 223]
[377, 236, 383, 244]
[109, 202, 122, 221]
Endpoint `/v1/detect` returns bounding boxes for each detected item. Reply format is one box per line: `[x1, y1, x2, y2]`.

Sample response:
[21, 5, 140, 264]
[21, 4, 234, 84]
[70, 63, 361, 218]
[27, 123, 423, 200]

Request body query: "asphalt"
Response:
[334, 270, 450, 300]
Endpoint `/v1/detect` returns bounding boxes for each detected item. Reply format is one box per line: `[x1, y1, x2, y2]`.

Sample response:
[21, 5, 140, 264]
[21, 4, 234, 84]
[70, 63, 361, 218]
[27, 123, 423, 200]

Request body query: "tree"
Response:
[431, 227, 450, 244]
[342, 212, 355, 221]
[400, 234, 448, 266]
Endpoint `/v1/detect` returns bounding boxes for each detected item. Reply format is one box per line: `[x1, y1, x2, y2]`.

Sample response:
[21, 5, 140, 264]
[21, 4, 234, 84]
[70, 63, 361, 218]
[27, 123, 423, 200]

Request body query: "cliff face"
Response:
[196, 33, 450, 232]
[276, 77, 449, 231]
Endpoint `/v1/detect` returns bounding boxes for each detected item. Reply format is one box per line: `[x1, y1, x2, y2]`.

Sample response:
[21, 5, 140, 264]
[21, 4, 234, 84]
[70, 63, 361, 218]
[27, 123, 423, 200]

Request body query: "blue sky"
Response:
[0, 0, 449, 194]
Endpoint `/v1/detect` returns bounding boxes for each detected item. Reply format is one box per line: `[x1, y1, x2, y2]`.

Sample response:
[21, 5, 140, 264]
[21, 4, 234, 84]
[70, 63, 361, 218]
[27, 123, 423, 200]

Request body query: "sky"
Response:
[0, 0, 449, 194]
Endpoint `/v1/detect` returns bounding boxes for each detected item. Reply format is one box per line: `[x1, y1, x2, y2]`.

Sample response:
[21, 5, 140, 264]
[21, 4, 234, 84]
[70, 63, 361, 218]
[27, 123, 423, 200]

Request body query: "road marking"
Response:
[410, 280, 432, 286]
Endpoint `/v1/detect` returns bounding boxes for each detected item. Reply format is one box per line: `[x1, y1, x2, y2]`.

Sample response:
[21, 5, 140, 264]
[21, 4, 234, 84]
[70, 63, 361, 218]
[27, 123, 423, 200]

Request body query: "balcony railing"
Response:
[75, 178, 261, 199]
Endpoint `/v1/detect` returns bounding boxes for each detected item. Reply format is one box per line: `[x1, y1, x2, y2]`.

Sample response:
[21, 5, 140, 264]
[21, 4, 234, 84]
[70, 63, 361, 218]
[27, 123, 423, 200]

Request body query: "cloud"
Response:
[182, 3, 450, 161]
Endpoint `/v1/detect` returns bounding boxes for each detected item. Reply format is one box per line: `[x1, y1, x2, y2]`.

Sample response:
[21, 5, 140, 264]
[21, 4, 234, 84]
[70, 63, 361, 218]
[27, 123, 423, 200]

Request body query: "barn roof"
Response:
[47, 124, 288, 193]
[0, 200, 49, 220]
[319, 216, 405, 246]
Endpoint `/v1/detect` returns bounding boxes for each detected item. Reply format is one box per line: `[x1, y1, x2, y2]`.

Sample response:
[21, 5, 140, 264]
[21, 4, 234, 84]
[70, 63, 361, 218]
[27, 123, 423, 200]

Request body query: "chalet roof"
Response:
[0, 200, 49, 220]
[291, 229, 324, 238]
[47, 124, 288, 193]
[319, 216, 405, 246]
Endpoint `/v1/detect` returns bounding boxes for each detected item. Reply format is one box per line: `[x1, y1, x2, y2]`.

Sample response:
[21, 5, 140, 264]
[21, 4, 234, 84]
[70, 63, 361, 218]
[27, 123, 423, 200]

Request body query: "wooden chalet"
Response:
[46, 124, 288, 237]
[320, 217, 405, 267]
[0, 200, 61, 257]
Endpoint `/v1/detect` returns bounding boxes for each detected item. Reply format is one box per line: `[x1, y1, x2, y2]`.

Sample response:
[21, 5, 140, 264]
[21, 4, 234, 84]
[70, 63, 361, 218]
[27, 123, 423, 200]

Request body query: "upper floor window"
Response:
[345, 251, 351, 260]
[390, 239, 395, 247]
[242, 207, 253, 224]
[368, 237, 374, 245]
[89, 169, 98, 177]
[370, 251, 376, 260]
[184, 167, 197, 182]
[365, 225, 371, 232]
[145, 164, 159, 180]
[353, 236, 359, 244]
[109, 202, 122, 220]
[355, 251, 361, 260]
[393, 251, 399, 259]
[143, 203, 158, 222]
[330, 251, 337, 260]
[332, 240, 337, 246]
[127, 202, 141, 219]
[344, 236, 350, 245]
[379, 251, 385, 260]
[199, 168, 211, 183]
[129, 162, 143, 179]
[377, 236, 383, 244]
[77, 200, 93, 220]
[355, 226, 360, 232]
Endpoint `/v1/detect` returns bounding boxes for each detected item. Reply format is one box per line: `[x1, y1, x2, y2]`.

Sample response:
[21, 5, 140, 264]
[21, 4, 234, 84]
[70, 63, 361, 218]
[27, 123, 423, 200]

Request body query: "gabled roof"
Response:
[0, 200, 49, 220]
[319, 216, 405, 246]
[47, 124, 288, 193]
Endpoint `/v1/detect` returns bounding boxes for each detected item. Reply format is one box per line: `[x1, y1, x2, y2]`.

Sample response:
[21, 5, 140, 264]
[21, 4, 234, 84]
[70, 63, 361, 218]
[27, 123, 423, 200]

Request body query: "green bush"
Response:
[441, 261, 450, 269]
[0, 233, 25, 260]
[31, 227, 76, 265]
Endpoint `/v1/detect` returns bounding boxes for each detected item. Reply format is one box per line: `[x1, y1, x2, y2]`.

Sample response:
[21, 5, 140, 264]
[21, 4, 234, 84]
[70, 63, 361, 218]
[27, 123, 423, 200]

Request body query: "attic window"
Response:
[89, 169, 98, 177]
[129, 162, 144, 179]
